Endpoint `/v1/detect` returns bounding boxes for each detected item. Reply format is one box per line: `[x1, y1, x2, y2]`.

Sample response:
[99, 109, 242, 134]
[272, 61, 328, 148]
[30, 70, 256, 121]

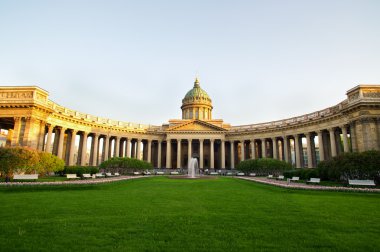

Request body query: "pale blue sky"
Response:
[0, 0, 379, 125]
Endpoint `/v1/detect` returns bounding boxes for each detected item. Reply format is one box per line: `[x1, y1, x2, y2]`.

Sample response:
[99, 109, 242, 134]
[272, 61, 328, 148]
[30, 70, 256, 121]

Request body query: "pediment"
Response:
[167, 120, 227, 132]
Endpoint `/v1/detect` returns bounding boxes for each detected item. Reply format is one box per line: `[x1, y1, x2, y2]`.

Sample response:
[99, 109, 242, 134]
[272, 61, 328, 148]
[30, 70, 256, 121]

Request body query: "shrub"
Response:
[236, 158, 292, 176]
[99, 157, 153, 175]
[63, 166, 99, 176]
[36, 152, 65, 176]
[283, 169, 319, 180]
[317, 150, 380, 182]
[0, 147, 40, 180]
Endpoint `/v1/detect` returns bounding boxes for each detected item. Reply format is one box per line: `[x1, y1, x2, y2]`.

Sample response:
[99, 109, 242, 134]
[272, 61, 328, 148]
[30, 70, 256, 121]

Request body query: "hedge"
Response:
[99, 157, 153, 175]
[236, 158, 292, 176]
[283, 169, 319, 180]
[63, 166, 99, 176]
[317, 150, 380, 183]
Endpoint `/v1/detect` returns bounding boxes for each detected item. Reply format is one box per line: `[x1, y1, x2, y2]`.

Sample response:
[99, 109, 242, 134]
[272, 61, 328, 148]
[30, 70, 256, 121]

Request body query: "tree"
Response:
[0, 147, 39, 180]
[36, 152, 65, 176]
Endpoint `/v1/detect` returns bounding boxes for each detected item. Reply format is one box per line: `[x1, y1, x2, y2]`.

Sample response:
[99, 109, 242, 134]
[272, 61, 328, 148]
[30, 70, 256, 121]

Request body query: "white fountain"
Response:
[188, 158, 199, 178]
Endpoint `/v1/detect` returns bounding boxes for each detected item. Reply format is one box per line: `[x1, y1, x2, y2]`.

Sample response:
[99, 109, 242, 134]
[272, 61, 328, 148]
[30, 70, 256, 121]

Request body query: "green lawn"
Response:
[0, 177, 379, 251]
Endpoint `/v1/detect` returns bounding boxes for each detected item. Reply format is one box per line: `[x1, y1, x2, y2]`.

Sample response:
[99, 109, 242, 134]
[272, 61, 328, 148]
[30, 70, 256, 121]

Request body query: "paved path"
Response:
[0, 176, 146, 186]
[237, 177, 380, 193]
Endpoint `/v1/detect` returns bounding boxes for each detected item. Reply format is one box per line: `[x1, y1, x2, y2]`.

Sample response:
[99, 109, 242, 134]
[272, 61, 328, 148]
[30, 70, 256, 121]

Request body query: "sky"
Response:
[0, 0, 379, 126]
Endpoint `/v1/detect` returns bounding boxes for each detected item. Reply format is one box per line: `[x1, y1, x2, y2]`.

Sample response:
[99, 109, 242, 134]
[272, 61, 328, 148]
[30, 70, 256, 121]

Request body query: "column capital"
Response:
[71, 129, 78, 134]
[210, 139, 214, 143]
[328, 127, 335, 132]
[199, 139, 204, 143]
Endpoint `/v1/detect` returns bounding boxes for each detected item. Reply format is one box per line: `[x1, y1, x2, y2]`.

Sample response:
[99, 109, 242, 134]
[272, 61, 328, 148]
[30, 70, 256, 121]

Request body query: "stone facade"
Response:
[0, 82, 380, 169]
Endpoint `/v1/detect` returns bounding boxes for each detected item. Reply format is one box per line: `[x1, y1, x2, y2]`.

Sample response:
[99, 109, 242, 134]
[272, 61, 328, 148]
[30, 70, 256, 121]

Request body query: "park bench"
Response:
[267, 175, 274, 179]
[290, 177, 299, 182]
[143, 171, 151, 175]
[155, 171, 165, 175]
[66, 174, 79, 179]
[226, 172, 233, 176]
[105, 173, 114, 177]
[209, 172, 218, 175]
[82, 174, 92, 179]
[170, 171, 179, 175]
[348, 179, 375, 186]
[276, 175, 285, 180]
[236, 172, 245, 176]
[307, 178, 320, 184]
[13, 174, 38, 181]
[114, 173, 120, 176]
[249, 173, 256, 177]
[133, 172, 141, 175]
[95, 173, 105, 178]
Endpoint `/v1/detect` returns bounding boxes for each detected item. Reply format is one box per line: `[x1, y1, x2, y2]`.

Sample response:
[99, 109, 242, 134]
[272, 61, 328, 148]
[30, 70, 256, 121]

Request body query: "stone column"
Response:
[57, 127, 66, 160]
[147, 140, 152, 163]
[210, 139, 215, 169]
[187, 139, 192, 168]
[115, 137, 120, 157]
[251, 140, 256, 159]
[294, 134, 302, 168]
[126, 138, 131, 158]
[68, 130, 78, 166]
[329, 128, 337, 157]
[240, 141, 245, 161]
[230, 141, 235, 169]
[80, 132, 89, 166]
[221, 140, 226, 169]
[199, 139, 204, 169]
[166, 139, 171, 168]
[45, 124, 54, 153]
[157, 141, 162, 168]
[11, 117, 22, 146]
[136, 139, 142, 160]
[261, 139, 266, 158]
[176, 139, 181, 168]
[91, 134, 99, 166]
[103, 136, 109, 161]
[305, 133, 313, 168]
[272, 138, 278, 159]
[283, 136, 289, 163]
[317, 131, 325, 162]
[342, 125, 349, 152]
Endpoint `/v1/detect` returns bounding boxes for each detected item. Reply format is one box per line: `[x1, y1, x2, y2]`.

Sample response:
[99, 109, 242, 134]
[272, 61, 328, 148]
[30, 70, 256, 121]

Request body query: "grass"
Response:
[0, 177, 379, 251]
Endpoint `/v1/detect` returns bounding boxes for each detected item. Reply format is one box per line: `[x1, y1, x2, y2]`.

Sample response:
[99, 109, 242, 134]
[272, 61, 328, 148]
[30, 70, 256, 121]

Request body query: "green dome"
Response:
[184, 78, 211, 100]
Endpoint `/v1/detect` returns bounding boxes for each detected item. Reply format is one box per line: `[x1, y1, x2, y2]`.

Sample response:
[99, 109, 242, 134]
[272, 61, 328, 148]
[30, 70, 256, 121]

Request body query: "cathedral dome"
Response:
[181, 78, 213, 120]
[183, 78, 211, 101]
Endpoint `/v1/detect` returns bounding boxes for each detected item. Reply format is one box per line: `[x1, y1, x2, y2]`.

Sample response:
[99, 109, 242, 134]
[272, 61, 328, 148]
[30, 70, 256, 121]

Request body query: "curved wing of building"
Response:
[0, 80, 379, 169]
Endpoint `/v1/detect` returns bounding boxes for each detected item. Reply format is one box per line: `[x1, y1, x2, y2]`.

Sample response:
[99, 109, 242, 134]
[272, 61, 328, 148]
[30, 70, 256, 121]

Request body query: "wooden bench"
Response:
[114, 173, 120, 176]
[209, 172, 218, 175]
[348, 179, 375, 186]
[226, 172, 233, 176]
[66, 174, 79, 179]
[249, 173, 256, 177]
[170, 171, 179, 175]
[105, 173, 114, 177]
[276, 175, 285, 180]
[267, 175, 274, 179]
[13, 174, 38, 181]
[82, 174, 92, 179]
[143, 171, 151, 175]
[307, 178, 320, 184]
[155, 171, 165, 175]
[290, 176, 300, 182]
[133, 172, 141, 175]
[236, 172, 245, 176]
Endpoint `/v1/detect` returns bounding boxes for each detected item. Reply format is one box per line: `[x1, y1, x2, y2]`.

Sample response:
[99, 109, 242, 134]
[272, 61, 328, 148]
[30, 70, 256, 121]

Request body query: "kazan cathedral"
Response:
[0, 79, 380, 170]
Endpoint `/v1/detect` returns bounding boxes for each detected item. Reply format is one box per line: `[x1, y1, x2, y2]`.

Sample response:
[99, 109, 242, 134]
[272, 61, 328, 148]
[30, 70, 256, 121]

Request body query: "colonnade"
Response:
[42, 124, 351, 169]
[231, 125, 351, 168]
